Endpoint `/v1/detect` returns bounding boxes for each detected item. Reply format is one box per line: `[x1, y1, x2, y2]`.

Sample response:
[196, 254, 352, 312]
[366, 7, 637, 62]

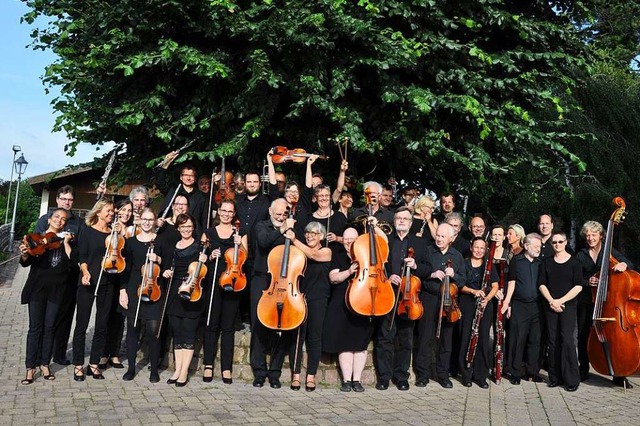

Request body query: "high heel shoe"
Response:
[175, 378, 189, 387]
[290, 378, 301, 391]
[39, 365, 55, 381]
[166, 378, 178, 385]
[202, 366, 213, 383]
[305, 378, 316, 392]
[87, 365, 105, 380]
[222, 371, 233, 385]
[73, 365, 85, 382]
[21, 368, 36, 385]
[109, 358, 124, 369]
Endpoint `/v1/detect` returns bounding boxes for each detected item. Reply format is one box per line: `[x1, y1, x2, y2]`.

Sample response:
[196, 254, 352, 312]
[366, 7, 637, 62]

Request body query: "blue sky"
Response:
[0, 0, 112, 181]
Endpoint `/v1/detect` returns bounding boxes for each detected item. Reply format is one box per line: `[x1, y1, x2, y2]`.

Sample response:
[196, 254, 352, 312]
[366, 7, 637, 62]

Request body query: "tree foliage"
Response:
[23, 0, 588, 202]
[0, 180, 41, 241]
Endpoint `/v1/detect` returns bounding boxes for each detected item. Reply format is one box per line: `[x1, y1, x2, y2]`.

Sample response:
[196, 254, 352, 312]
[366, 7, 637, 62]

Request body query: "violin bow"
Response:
[161, 184, 183, 220]
[206, 165, 217, 229]
[157, 256, 176, 339]
[96, 149, 117, 201]
[206, 254, 221, 327]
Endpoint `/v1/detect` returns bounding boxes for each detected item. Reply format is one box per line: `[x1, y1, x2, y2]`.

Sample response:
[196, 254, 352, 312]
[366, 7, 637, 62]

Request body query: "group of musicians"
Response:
[17, 149, 635, 392]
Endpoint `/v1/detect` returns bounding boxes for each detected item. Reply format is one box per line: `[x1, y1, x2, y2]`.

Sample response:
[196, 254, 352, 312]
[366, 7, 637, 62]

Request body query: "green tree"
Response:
[23, 0, 588, 201]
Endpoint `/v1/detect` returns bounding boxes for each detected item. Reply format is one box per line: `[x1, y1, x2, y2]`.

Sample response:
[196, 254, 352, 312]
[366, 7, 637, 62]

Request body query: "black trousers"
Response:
[72, 284, 115, 365]
[545, 304, 580, 386]
[458, 295, 493, 382]
[103, 286, 125, 359]
[249, 274, 288, 380]
[289, 297, 328, 375]
[203, 286, 242, 371]
[25, 300, 59, 368]
[414, 292, 455, 381]
[576, 301, 593, 376]
[507, 300, 541, 379]
[374, 311, 414, 383]
[125, 316, 160, 374]
[52, 269, 78, 361]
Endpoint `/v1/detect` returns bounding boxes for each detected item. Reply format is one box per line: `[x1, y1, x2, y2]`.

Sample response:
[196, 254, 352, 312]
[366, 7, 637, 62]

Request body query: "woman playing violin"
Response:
[201, 201, 248, 384]
[72, 199, 120, 381]
[18, 208, 73, 385]
[162, 213, 208, 387]
[100, 198, 133, 370]
[118, 208, 164, 382]
[284, 221, 332, 391]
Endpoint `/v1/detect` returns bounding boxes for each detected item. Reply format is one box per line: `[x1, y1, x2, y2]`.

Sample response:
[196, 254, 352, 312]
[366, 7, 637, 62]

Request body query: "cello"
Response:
[257, 200, 307, 330]
[219, 219, 247, 292]
[396, 247, 423, 320]
[346, 188, 394, 317]
[587, 197, 640, 378]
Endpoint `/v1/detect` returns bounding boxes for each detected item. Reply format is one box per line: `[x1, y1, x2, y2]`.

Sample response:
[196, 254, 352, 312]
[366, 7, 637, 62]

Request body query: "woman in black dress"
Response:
[309, 184, 346, 252]
[538, 231, 583, 391]
[285, 221, 332, 391]
[201, 201, 248, 384]
[18, 208, 73, 384]
[322, 227, 374, 392]
[119, 208, 164, 382]
[72, 199, 120, 380]
[161, 213, 208, 386]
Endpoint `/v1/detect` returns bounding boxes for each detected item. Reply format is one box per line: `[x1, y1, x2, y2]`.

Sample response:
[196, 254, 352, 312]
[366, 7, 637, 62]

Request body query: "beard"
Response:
[245, 186, 260, 196]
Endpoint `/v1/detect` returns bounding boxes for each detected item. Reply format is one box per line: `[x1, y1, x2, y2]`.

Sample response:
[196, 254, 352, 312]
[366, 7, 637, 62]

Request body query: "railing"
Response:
[0, 223, 10, 252]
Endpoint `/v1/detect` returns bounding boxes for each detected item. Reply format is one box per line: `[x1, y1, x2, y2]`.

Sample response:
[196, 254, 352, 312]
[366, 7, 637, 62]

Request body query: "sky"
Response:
[0, 0, 113, 182]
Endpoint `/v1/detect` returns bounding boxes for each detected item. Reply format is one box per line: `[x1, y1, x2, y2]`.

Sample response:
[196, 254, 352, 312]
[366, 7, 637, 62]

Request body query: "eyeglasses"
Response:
[286, 190, 299, 194]
[305, 231, 321, 237]
[219, 209, 234, 215]
[141, 218, 155, 222]
[58, 197, 74, 202]
[178, 225, 194, 230]
[551, 240, 566, 244]
[173, 202, 188, 207]
[395, 217, 411, 222]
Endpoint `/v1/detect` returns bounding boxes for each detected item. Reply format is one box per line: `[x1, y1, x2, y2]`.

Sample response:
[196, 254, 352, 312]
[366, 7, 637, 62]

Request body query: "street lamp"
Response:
[8, 153, 28, 253]
[4, 145, 21, 225]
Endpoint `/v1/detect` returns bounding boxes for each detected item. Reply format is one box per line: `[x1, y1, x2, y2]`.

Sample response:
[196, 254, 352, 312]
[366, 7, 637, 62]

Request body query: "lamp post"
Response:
[4, 145, 21, 225]
[8, 154, 28, 253]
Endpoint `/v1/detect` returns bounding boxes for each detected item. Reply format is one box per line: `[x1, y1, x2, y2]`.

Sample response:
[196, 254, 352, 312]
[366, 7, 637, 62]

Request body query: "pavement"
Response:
[1, 263, 639, 425]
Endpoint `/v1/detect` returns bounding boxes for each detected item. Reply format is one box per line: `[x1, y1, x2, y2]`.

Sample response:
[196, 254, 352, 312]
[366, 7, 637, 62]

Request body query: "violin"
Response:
[346, 188, 394, 317]
[138, 241, 161, 302]
[270, 146, 329, 164]
[214, 157, 235, 204]
[588, 197, 640, 377]
[22, 231, 72, 257]
[219, 219, 247, 292]
[125, 208, 144, 238]
[178, 241, 209, 302]
[257, 200, 307, 330]
[436, 259, 461, 338]
[102, 226, 126, 273]
[396, 247, 423, 320]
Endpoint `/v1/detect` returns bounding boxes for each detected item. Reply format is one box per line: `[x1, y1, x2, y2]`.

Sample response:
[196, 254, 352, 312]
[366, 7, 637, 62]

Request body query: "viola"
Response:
[587, 197, 640, 377]
[436, 259, 461, 338]
[396, 247, 423, 320]
[214, 157, 235, 204]
[257, 200, 307, 330]
[138, 241, 161, 302]
[178, 241, 208, 302]
[22, 231, 72, 257]
[102, 227, 126, 273]
[270, 146, 329, 164]
[219, 219, 247, 292]
[346, 188, 394, 317]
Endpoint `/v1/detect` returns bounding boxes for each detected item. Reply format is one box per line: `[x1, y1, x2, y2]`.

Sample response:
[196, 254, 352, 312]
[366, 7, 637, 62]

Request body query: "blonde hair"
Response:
[414, 196, 435, 215]
[85, 199, 114, 226]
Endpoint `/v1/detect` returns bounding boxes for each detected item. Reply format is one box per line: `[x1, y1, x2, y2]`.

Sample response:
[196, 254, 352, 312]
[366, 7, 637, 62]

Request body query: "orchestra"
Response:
[16, 146, 640, 394]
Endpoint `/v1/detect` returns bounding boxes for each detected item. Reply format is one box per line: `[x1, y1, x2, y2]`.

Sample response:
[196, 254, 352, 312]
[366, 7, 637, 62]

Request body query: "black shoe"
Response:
[509, 377, 521, 385]
[305, 379, 316, 392]
[565, 384, 579, 392]
[98, 363, 108, 370]
[149, 372, 160, 383]
[109, 359, 125, 369]
[53, 358, 71, 366]
[123, 370, 135, 381]
[547, 380, 561, 388]
[222, 377, 233, 384]
[580, 371, 590, 382]
[270, 378, 282, 389]
[202, 366, 213, 383]
[21, 368, 36, 385]
[87, 365, 104, 380]
[73, 366, 85, 382]
[290, 378, 301, 391]
[340, 381, 352, 392]
[474, 379, 489, 389]
[253, 377, 265, 388]
[437, 378, 453, 389]
[528, 374, 545, 383]
[167, 378, 178, 385]
[351, 381, 365, 392]
[612, 377, 634, 389]
[396, 380, 410, 391]
[375, 381, 389, 390]
[461, 380, 472, 388]
[39, 365, 55, 381]
[415, 378, 429, 387]
[175, 379, 188, 387]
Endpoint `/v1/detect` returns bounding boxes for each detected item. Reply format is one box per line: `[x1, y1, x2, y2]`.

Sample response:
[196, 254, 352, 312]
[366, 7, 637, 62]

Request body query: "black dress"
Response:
[166, 241, 206, 319]
[120, 237, 165, 320]
[322, 248, 374, 353]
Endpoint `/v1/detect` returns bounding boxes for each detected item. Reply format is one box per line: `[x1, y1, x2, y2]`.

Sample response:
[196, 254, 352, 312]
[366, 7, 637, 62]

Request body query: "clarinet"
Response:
[465, 240, 497, 368]
[494, 249, 511, 384]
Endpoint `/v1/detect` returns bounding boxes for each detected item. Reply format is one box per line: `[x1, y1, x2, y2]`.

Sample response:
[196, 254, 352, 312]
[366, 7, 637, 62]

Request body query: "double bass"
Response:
[219, 219, 247, 292]
[587, 197, 640, 378]
[346, 188, 394, 317]
[257, 200, 307, 330]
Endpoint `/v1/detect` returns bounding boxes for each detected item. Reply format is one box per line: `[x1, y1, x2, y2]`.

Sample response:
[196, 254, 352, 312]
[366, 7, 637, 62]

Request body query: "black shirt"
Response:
[386, 233, 431, 280]
[575, 247, 633, 304]
[424, 245, 466, 295]
[252, 219, 287, 275]
[538, 256, 583, 305]
[508, 253, 540, 302]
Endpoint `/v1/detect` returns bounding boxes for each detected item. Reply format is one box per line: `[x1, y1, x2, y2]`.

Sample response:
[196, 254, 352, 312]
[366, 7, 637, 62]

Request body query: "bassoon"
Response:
[494, 255, 509, 384]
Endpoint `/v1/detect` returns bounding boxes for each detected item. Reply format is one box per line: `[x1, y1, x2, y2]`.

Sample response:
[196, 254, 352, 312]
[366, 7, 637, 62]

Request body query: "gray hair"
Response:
[438, 223, 456, 237]
[305, 221, 327, 239]
[363, 181, 383, 195]
[581, 220, 604, 238]
[445, 212, 463, 223]
[524, 232, 542, 245]
[129, 186, 150, 204]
